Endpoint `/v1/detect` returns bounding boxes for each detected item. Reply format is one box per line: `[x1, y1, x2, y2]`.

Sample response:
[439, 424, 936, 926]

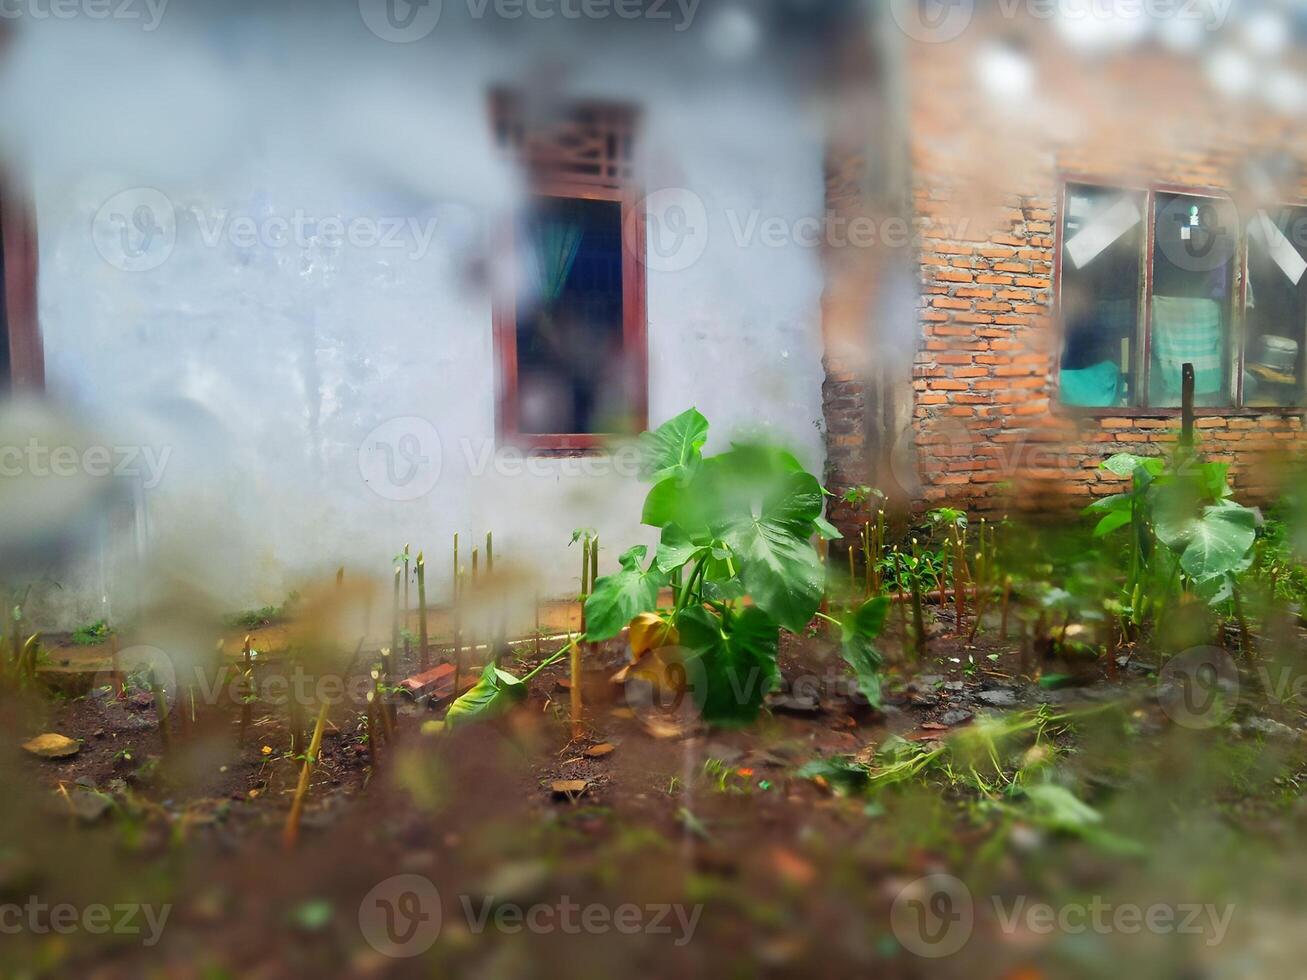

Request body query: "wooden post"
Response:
[402, 545, 411, 662]
[1180, 361, 1195, 454]
[416, 551, 429, 671]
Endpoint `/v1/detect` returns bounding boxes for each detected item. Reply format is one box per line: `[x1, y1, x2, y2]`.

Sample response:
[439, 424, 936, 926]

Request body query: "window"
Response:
[491, 94, 646, 449]
[1244, 205, 1307, 407]
[1058, 185, 1146, 407]
[1056, 180, 1293, 410]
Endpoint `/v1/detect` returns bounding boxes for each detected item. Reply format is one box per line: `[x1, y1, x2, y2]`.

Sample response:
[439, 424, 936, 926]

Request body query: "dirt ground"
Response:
[5, 600, 1306, 979]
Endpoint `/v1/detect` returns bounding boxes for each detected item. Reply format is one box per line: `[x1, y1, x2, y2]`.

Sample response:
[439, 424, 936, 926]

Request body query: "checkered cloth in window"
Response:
[1150, 295, 1224, 398]
[1096, 297, 1136, 338]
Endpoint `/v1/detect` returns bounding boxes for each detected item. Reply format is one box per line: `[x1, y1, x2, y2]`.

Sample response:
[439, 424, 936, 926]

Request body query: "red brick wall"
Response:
[823, 24, 1307, 522]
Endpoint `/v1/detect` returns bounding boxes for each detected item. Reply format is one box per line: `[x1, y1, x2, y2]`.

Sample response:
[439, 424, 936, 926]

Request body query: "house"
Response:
[1, 2, 1305, 624]
[823, 1, 1307, 534]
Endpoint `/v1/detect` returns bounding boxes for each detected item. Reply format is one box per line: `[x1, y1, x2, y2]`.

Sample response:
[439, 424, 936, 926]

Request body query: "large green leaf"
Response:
[678, 606, 780, 726]
[1152, 494, 1256, 589]
[1178, 504, 1257, 580]
[838, 596, 890, 707]
[653, 523, 708, 575]
[813, 515, 843, 541]
[710, 466, 825, 633]
[641, 479, 676, 528]
[1101, 453, 1146, 477]
[1092, 509, 1133, 538]
[584, 545, 667, 641]
[443, 662, 528, 728]
[639, 407, 709, 484]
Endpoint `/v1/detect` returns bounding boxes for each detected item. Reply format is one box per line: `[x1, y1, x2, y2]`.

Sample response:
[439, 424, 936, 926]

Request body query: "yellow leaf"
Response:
[629, 646, 692, 702]
[22, 733, 80, 759]
[628, 612, 678, 659]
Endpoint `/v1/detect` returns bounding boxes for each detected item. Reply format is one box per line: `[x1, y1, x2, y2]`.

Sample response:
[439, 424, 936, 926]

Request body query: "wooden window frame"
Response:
[1, 185, 41, 392]
[1054, 175, 1303, 418]
[491, 96, 647, 452]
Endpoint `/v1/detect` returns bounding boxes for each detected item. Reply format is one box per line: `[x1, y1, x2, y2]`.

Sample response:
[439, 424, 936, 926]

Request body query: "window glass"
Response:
[1149, 192, 1238, 407]
[1244, 205, 1307, 407]
[514, 196, 629, 435]
[1059, 184, 1145, 407]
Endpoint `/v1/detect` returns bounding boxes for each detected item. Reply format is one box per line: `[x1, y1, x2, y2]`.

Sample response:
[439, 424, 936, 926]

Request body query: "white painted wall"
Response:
[0, 6, 827, 627]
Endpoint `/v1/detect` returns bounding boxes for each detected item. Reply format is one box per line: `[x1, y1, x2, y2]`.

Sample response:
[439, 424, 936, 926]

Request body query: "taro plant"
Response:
[583, 408, 887, 725]
[1086, 451, 1258, 644]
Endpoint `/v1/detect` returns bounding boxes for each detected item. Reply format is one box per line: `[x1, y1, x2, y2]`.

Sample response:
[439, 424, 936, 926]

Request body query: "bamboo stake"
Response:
[239, 635, 253, 746]
[969, 549, 985, 642]
[454, 566, 466, 695]
[416, 551, 429, 671]
[863, 522, 872, 596]
[452, 533, 462, 682]
[909, 539, 926, 659]
[570, 633, 583, 740]
[283, 699, 330, 849]
[590, 534, 599, 594]
[20, 633, 39, 684]
[486, 531, 494, 574]
[376, 660, 396, 741]
[402, 544, 411, 662]
[877, 510, 887, 591]
[110, 632, 125, 700]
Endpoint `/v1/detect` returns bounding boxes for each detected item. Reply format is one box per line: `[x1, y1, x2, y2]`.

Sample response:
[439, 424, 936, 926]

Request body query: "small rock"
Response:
[975, 689, 1018, 708]
[1244, 717, 1300, 741]
[766, 693, 821, 714]
[22, 733, 80, 758]
[939, 709, 973, 727]
[67, 789, 113, 823]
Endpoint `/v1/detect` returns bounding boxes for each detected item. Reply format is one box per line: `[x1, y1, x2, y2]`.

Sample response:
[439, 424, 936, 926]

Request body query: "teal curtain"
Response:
[529, 216, 584, 305]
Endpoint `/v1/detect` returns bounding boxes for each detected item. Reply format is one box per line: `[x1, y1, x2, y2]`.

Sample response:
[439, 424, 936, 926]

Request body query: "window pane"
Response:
[1059, 184, 1144, 407]
[515, 196, 629, 435]
[1244, 206, 1307, 407]
[1149, 192, 1238, 407]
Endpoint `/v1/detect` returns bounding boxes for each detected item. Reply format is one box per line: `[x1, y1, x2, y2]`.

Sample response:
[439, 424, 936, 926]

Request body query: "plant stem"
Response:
[283, 699, 330, 850]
